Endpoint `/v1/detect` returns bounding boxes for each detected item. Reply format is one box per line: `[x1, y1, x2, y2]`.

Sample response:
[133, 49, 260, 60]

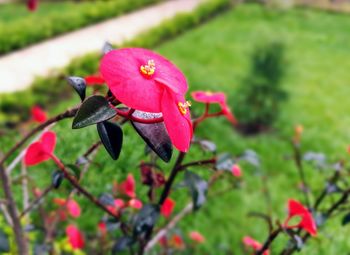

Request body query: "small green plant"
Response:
[233, 41, 288, 134]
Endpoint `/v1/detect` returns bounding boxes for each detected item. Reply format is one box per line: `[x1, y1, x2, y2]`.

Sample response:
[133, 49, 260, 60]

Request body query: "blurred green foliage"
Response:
[0, 0, 161, 55]
[0, 0, 232, 127]
[233, 41, 288, 133]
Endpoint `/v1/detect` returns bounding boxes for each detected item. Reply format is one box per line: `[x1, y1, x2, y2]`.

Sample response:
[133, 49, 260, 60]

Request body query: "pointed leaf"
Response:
[99, 193, 115, 207]
[72, 96, 116, 129]
[133, 204, 160, 237]
[97, 121, 123, 160]
[65, 164, 81, 180]
[52, 170, 64, 189]
[131, 111, 172, 162]
[184, 171, 208, 211]
[342, 213, 350, 226]
[0, 229, 9, 253]
[198, 139, 216, 153]
[67, 76, 86, 101]
[215, 153, 234, 172]
[112, 236, 134, 254]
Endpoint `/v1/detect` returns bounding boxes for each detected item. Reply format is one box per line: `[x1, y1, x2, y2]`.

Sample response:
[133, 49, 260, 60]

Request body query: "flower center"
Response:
[140, 59, 156, 78]
[205, 91, 213, 96]
[178, 101, 191, 115]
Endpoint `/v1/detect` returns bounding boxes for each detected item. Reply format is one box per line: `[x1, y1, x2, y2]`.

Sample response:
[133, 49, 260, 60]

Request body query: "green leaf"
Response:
[184, 171, 208, 211]
[0, 229, 9, 253]
[97, 121, 123, 160]
[215, 153, 234, 172]
[72, 95, 116, 129]
[131, 111, 172, 162]
[67, 76, 86, 102]
[51, 170, 64, 189]
[133, 204, 160, 237]
[342, 213, 350, 226]
[65, 164, 81, 180]
[112, 236, 134, 254]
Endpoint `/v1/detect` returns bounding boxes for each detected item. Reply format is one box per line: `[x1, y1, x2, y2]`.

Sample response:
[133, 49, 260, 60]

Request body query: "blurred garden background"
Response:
[1, 0, 350, 254]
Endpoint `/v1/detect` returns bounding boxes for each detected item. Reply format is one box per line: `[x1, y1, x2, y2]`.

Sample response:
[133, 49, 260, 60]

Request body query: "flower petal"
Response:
[41, 131, 56, 155]
[161, 90, 192, 152]
[161, 198, 175, 218]
[31, 106, 47, 123]
[100, 48, 188, 112]
[67, 199, 81, 218]
[66, 225, 84, 250]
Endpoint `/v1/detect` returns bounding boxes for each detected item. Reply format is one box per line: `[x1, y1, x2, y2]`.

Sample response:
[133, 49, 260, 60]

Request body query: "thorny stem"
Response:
[0, 164, 28, 255]
[175, 158, 216, 171]
[292, 143, 311, 208]
[20, 185, 53, 219]
[158, 152, 186, 205]
[50, 154, 121, 220]
[255, 227, 282, 255]
[115, 108, 164, 124]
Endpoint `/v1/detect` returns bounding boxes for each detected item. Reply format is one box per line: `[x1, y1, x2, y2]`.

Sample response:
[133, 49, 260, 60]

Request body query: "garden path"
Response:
[0, 0, 202, 93]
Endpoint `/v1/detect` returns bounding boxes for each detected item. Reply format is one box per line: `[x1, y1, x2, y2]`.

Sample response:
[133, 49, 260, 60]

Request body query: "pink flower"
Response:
[189, 231, 205, 244]
[53, 198, 81, 218]
[24, 131, 56, 166]
[119, 174, 136, 198]
[100, 48, 192, 152]
[243, 236, 269, 255]
[284, 199, 317, 236]
[66, 199, 81, 218]
[161, 90, 192, 152]
[231, 164, 242, 177]
[107, 199, 125, 215]
[85, 75, 105, 86]
[170, 234, 185, 250]
[161, 198, 175, 218]
[66, 225, 84, 250]
[31, 106, 47, 123]
[27, 0, 38, 11]
[98, 222, 107, 237]
[128, 198, 143, 209]
[191, 91, 237, 125]
[100, 48, 187, 112]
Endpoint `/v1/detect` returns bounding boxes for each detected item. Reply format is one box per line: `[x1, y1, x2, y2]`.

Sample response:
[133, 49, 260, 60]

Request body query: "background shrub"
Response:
[233, 41, 288, 134]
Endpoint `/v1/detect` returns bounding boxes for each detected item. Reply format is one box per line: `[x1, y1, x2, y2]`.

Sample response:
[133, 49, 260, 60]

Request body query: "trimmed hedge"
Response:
[0, 0, 161, 55]
[0, 0, 232, 127]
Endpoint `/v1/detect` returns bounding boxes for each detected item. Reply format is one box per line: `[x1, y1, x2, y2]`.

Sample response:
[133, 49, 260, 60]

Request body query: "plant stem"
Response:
[0, 164, 28, 255]
[255, 227, 282, 255]
[176, 158, 216, 171]
[158, 152, 186, 205]
[292, 143, 311, 208]
[20, 185, 53, 219]
[50, 155, 121, 220]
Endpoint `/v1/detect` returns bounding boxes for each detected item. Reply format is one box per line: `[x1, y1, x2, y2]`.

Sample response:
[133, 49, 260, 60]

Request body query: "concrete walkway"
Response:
[0, 0, 202, 93]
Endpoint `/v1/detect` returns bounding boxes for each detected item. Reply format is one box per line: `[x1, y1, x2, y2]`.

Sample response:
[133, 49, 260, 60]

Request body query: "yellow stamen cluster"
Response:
[178, 101, 191, 115]
[140, 59, 156, 77]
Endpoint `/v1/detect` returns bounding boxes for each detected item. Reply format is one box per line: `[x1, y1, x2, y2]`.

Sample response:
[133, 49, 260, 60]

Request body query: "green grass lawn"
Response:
[0, 1, 89, 23]
[2, 3, 350, 254]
